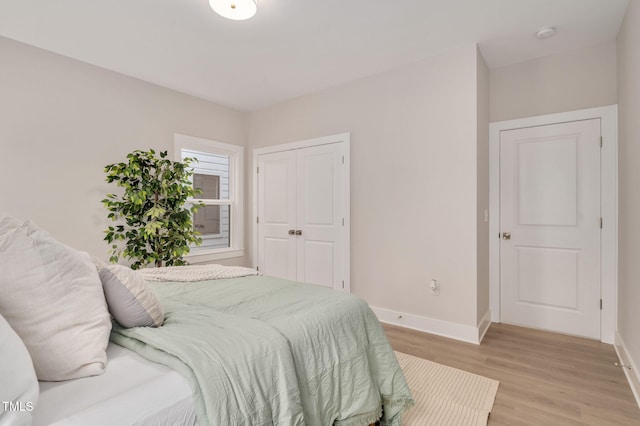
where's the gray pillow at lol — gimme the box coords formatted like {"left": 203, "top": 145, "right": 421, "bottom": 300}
{"left": 0, "top": 314, "right": 39, "bottom": 426}
{"left": 99, "top": 265, "right": 164, "bottom": 328}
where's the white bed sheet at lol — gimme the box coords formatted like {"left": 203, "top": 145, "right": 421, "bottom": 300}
{"left": 33, "top": 343, "right": 196, "bottom": 426}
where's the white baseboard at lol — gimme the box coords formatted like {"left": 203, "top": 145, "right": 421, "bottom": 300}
{"left": 477, "top": 309, "right": 492, "bottom": 343}
{"left": 614, "top": 331, "right": 640, "bottom": 410}
{"left": 371, "top": 306, "right": 492, "bottom": 345}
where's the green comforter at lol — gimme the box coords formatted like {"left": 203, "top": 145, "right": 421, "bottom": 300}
{"left": 110, "top": 275, "right": 413, "bottom": 426}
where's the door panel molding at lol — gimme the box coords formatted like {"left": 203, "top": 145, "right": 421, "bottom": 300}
{"left": 490, "top": 105, "right": 618, "bottom": 343}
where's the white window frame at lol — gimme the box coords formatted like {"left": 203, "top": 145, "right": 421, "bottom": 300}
{"left": 174, "top": 133, "right": 244, "bottom": 262}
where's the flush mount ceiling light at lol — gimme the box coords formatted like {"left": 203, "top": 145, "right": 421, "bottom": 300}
{"left": 209, "top": 0, "right": 257, "bottom": 20}
{"left": 535, "top": 26, "right": 556, "bottom": 39}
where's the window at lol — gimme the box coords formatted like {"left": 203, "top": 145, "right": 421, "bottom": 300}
{"left": 175, "top": 134, "right": 244, "bottom": 261}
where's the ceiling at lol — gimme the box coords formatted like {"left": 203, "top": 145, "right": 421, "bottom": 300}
{"left": 0, "top": 0, "right": 629, "bottom": 111}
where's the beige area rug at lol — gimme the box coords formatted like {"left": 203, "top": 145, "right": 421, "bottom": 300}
{"left": 395, "top": 351, "right": 499, "bottom": 426}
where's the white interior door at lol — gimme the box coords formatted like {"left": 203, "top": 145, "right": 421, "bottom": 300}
{"left": 296, "top": 143, "right": 344, "bottom": 288}
{"left": 257, "top": 150, "right": 297, "bottom": 280}
{"left": 257, "top": 142, "right": 346, "bottom": 290}
{"left": 500, "top": 119, "right": 601, "bottom": 339}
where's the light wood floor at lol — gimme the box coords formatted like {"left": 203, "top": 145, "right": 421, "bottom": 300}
{"left": 383, "top": 323, "right": 640, "bottom": 425}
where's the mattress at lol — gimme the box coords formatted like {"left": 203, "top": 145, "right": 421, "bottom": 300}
{"left": 32, "top": 343, "right": 196, "bottom": 426}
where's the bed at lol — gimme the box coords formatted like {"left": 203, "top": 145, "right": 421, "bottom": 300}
{"left": 34, "top": 344, "right": 196, "bottom": 426}
{"left": 0, "top": 218, "right": 413, "bottom": 426}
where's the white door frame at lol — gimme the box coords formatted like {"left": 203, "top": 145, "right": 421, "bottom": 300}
{"left": 252, "top": 132, "right": 351, "bottom": 292}
{"left": 489, "top": 105, "right": 618, "bottom": 344}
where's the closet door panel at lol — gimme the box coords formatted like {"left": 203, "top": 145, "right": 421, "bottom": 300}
{"left": 296, "top": 144, "right": 344, "bottom": 288}
{"left": 257, "top": 151, "right": 297, "bottom": 280}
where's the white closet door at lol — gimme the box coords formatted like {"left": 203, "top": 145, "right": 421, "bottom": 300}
{"left": 296, "top": 143, "right": 344, "bottom": 288}
{"left": 257, "top": 150, "right": 297, "bottom": 280}
{"left": 256, "top": 141, "right": 347, "bottom": 291}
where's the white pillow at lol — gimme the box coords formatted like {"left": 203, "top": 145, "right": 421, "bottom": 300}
{"left": 100, "top": 265, "right": 164, "bottom": 328}
{"left": 0, "top": 217, "right": 112, "bottom": 381}
{"left": 0, "top": 215, "right": 22, "bottom": 242}
{"left": 90, "top": 255, "right": 109, "bottom": 272}
{"left": 0, "top": 313, "right": 38, "bottom": 426}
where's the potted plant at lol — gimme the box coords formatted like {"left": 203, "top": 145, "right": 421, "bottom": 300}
{"left": 102, "top": 149, "right": 202, "bottom": 269}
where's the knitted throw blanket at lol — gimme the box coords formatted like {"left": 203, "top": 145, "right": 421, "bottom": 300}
{"left": 139, "top": 264, "right": 259, "bottom": 282}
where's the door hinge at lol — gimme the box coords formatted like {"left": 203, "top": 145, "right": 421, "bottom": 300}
{"left": 256, "top": 265, "right": 260, "bottom": 272}
{"left": 600, "top": 299, "right": 603, "bottom": 310}
{"left": 600, "top": 217, "right": 603, "bottom": 229}
{"left": 342, "top": 155, "right": 345, "bottom": 165}
{"left": 342, "top": 280, "right": 345, "bottom": 288}
{"left": 257, "top": 166, "right": 259, "bottom": 174}
{"left": 342, "top": 218, "right": 345, "bottom": 226}
{"left": 257, "top": 217, "right": 259, "bottom": 224}
{"left": 600, "top": 136, "right": 603, "bottom": 148}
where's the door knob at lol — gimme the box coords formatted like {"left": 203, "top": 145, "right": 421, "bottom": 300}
{"left": 288, "top": 229, "right": 295, "bottom": 235}
{"left": 295, "top": 230, "right": 302, "bottom": 235}
{"left": 502, "top": 232, "right": 511, "bottom": 240}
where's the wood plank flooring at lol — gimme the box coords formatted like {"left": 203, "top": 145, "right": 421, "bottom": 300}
{"left": 383, "top": 323, "right": 640, "bottom": 425}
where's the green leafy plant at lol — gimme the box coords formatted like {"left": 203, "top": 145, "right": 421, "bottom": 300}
{"left": 102, "top": 149, "right": 203, "bottom": 269}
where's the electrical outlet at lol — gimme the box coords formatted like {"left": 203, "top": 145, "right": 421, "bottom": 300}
{"left": 429, "top": 279, "right": 440, "bottom": 296}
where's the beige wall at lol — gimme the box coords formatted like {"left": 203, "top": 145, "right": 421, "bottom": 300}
{"left": 0, "top": 37, "right": 249, "bottom": 265}
{"left": 617, "top": 1, "right": 640, "bottom": 378}
{"left": 249, "top": 45, "right": 484, "bottom": 328}
{"left": 1, "top": 34, "right": 490, "bottom": 331}
{"left": 476, "top": 48, "right": 490, "bottom": 324}
{"left": 490, "top": 41, "right": 618, "bottom": 122}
